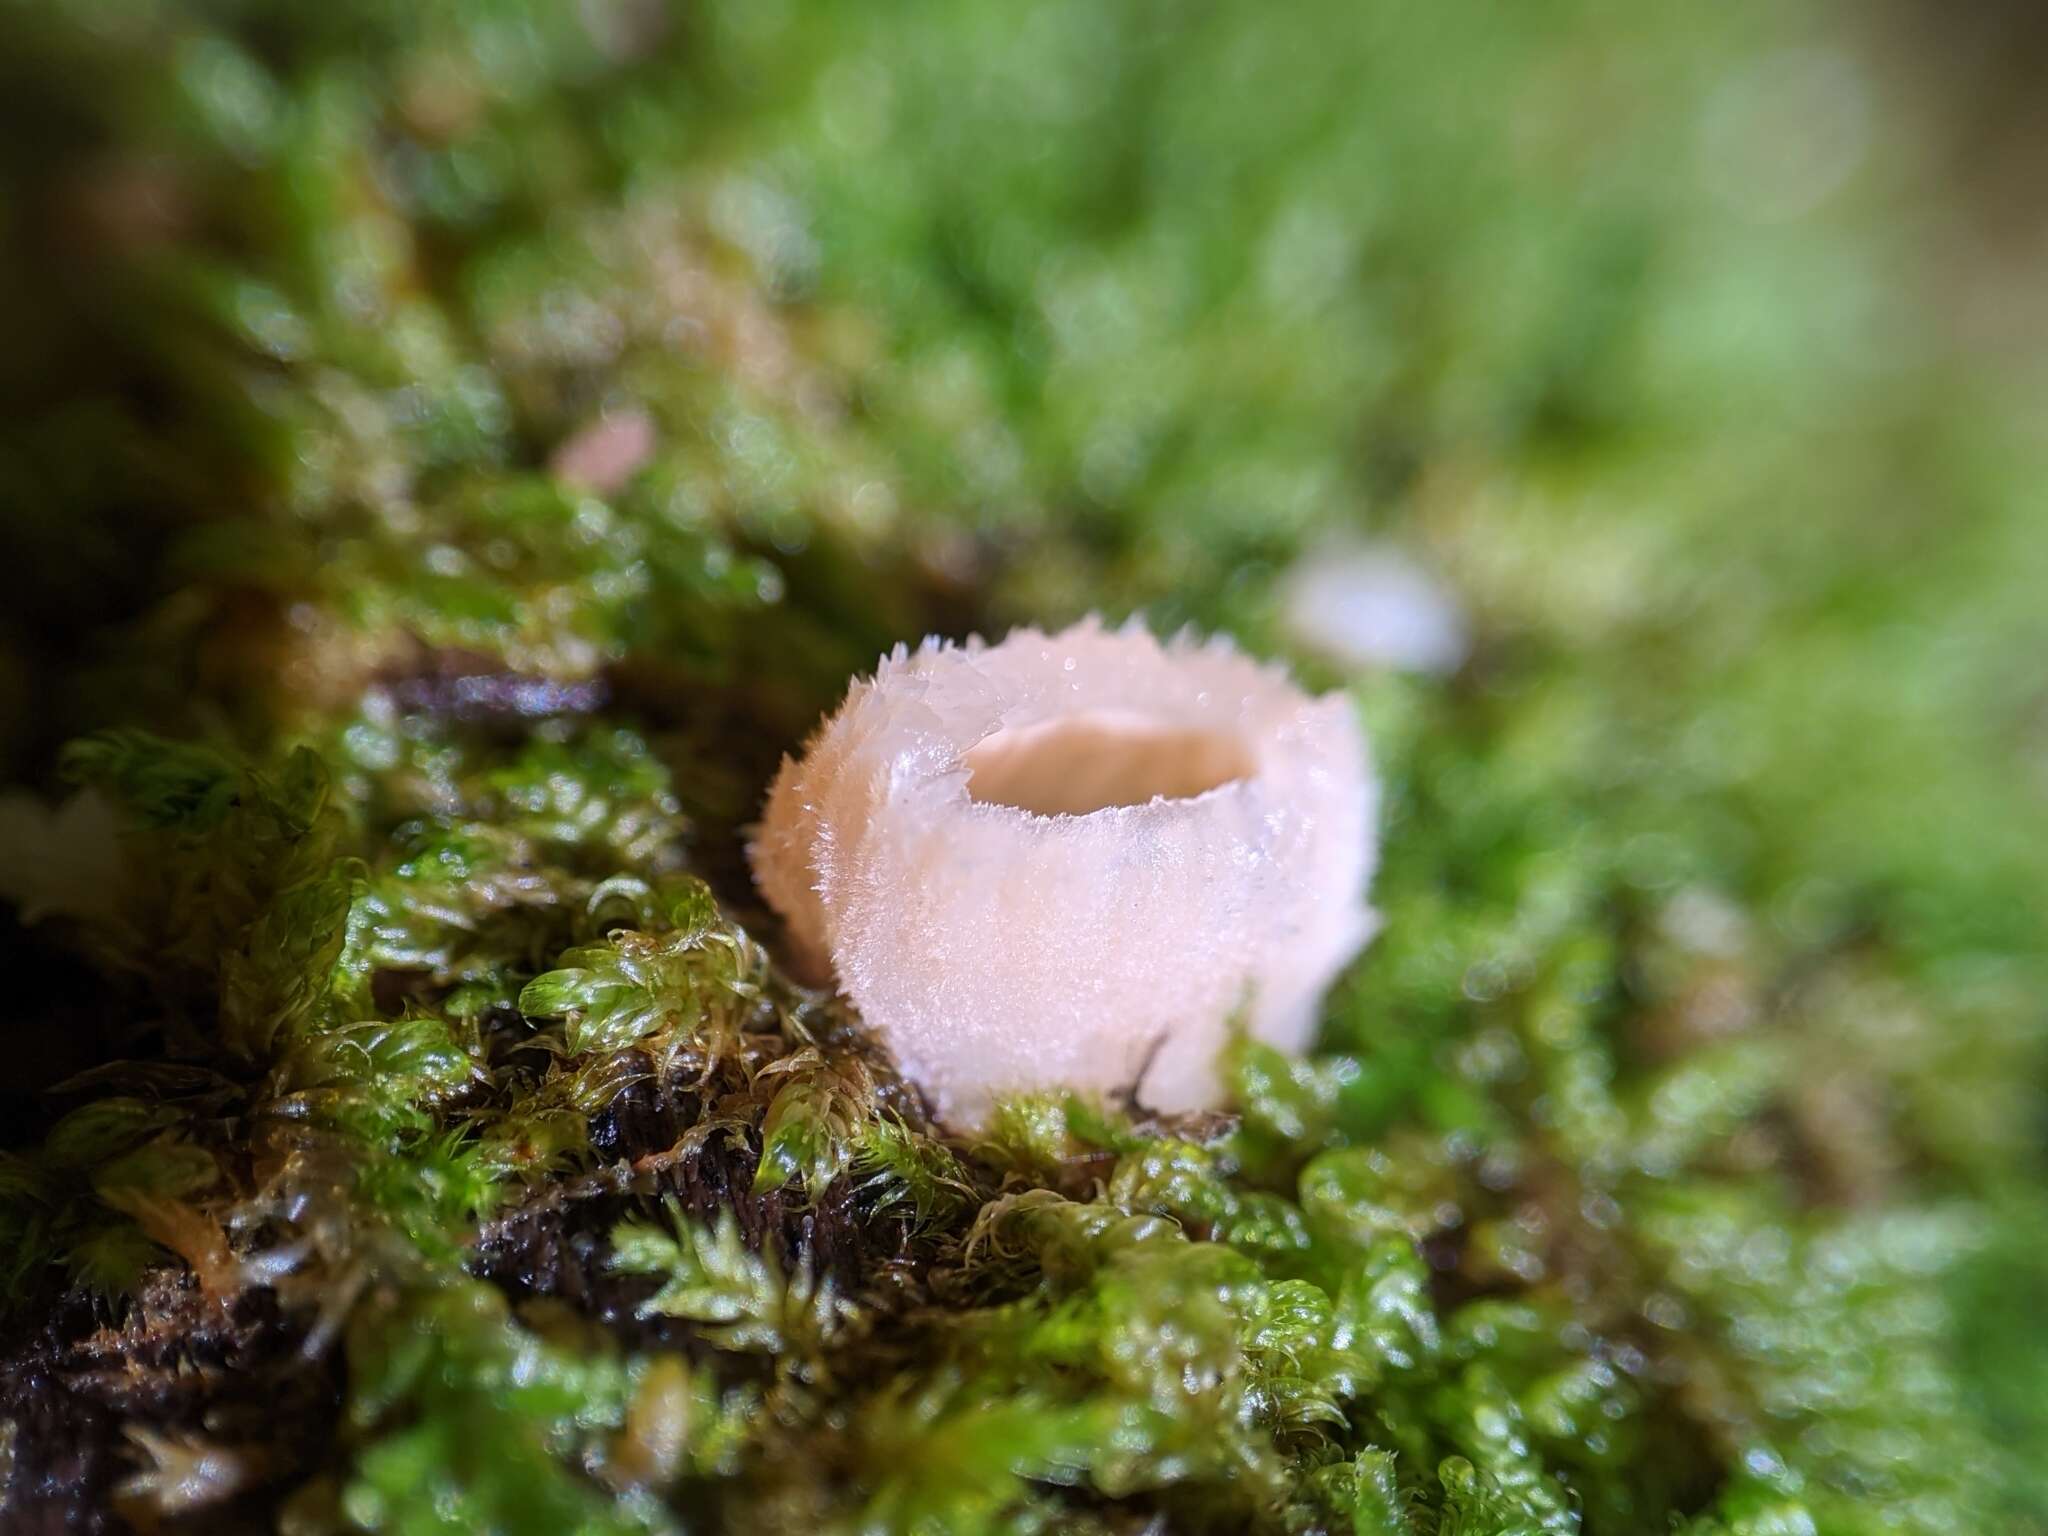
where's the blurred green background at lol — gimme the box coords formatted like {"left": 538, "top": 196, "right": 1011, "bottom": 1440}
{"left": 0, "top": 0, "right": 2043, "bottom": 1531}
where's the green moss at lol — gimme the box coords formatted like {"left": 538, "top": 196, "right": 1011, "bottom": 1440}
{"left": 2, "top": 0, "right": 2044, "bottom": 1530}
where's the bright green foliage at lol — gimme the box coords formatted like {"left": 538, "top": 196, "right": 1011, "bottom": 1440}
{"left": 339, "top": 1281, "right": 680, "bottom": 1536}
{"left": 849, "top": 1114, "right": 977, "bottom": 1231}
{"left": 65, "top": 734, "right": 357, "bottom": 1058}
{"left": 751, "top": 1048, "right": 876, "bottom": 1198}
{"left": 837, "top": 1384, "right": 1110, "bottom": 1535}
{"left": 337, "top": 823, "right": 570, "bottom": 996}
{"left": 481, "top": 732, "right": 687, "bottom": 871}
{"left": 1632, "top": 1194, "right": 1997, "bottom": 1531}
{"left": 520, "top": 919, "right": 769, "bottom": 1061}
{"left": 610, "top": 1203, "right": 853, "bottom": 1355}
{"left": 331, "top": 726, "right": 706, "bottom": 1007}
{"left": 2, "top": 0, "right": 2045, "bottom": 1530}
{"left": 1108, "top": 1137, "right": 1314, "bottom": 1263}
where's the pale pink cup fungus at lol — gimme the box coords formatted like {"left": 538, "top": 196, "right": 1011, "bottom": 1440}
{"left": 748, "top": 617, "right": 1378, "bottom": 1129}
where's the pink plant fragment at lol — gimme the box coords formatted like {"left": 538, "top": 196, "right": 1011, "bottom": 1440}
{"left": 549, "top": 407, "right": 657, "bottom": 495}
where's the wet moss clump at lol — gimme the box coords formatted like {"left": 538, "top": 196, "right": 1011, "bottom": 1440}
{"left": 2, "top": 1, "right": 2045, "bottom": 1532}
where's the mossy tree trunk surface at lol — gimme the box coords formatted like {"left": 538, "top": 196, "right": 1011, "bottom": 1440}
{"left": 2, "top": 3, "right": 2045, "bottom": 1534}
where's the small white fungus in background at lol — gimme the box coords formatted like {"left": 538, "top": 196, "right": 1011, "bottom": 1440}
{"left": 1279, "top": 541, "right": 1468, "bottom": 675}
{"left": 0, "top": 790, "right": 121, "bottom": 926}
{"left": 750, "top": 616, "right": 1379, "bottom": 1130}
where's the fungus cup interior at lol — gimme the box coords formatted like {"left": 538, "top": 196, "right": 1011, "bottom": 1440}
{"left": 963, "top": 709, "right": 1255, "bottom": 816}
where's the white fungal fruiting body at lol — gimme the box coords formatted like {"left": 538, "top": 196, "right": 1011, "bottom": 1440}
{"left": 1280, "top": 541, "right": 1468, "bottom": 676}
{"left": 749, "top": 617, "right": 1377, "bottom": 1129}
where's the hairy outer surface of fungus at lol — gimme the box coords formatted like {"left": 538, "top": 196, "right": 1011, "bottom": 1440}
{"left": 3, "top": 2, "right": 2047, "bottom": 1532}
{"left": 750, "top": 618, "right": 1377, "bottom": 1127}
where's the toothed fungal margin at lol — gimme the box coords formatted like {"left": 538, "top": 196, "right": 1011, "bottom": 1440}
{"left": 750, "top": 617, "right": 1378, "bottom": 1128}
